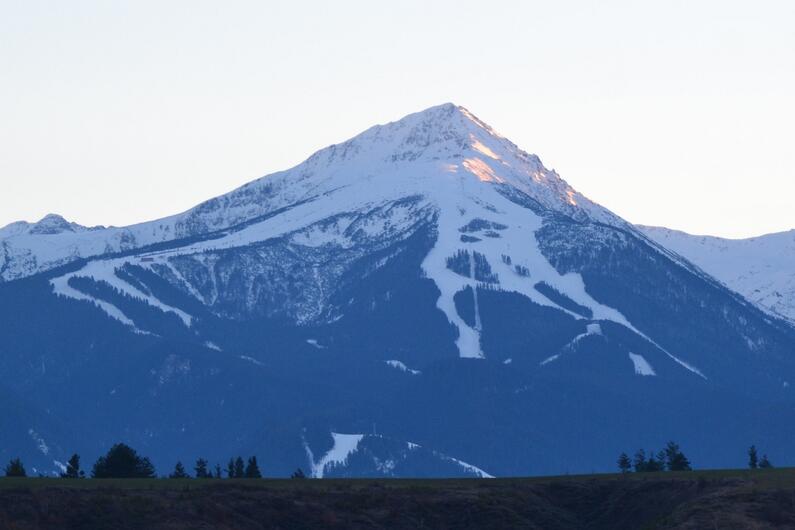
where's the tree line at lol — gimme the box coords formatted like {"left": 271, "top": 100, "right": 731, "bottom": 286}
{"left": 3, "top": 441, "right": 778, "bottom": 478}
{"left": 3, "top": 443, "right": 307, "bottom": 479}
{"left": 616, "top": 441, "right": 692, "bottom": 473}
{"left": 616, "top": 442, "right": 775, "bottom": 473}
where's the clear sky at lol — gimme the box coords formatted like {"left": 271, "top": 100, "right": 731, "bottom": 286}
{"left": 1, "top": 1, "right": 793, "bottom": 238}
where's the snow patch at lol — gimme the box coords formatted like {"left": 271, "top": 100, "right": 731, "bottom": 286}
{"left": 239, "top": 355, "right": 264, "bottom": 367}
{"left": 309, "top": 433, "right": 364, "bottom": 479}
{"left": 51, "top": 274, "right": 136, "bottom": 327}
{"left": 540, "top": 354, "right": 560, "bottom": 366}
{"left": 53, "top": 460, "right": 67, "bottom": 475}
{"left": 385, "top": 360, "right": 421, "bottom": 375}
{"left": 400, "top": 439, "right": 493, "bottom": 478}
{"left": 446, "top": 457, "right": 494, "bottom": 479}
{"left": 639, "top": 334, "right": 706, "bottom": 379}
{"left": 628, "top": 352, "right": 656, "bottom": 376}
{"left": 540, "top": 322, "right": 603, "bottom": 366}
{"left": 28, "top": 429, "right": 49, "bottom": 455}
{"left": 50, "top": 259, "right": 193, "bottom": 327}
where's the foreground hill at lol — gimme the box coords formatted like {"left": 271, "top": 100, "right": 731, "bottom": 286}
{"left": 1, "top": 104, "right": 795, "bottom": 476}
{"left": 2, "top": 470, "right": 795, "bottom": 529}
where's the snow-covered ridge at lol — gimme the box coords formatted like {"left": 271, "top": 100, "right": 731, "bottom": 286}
{"left": 640, "top": 226, "right": 795, "bottom": 323}
{"left": 1, "top": 103, "right": 621, "bottom": 283}
{"left": 0, "top": 214, "right": 97, "bottom": 237}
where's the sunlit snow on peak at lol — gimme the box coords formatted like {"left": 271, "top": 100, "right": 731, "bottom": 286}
{"left": 2, "top": 102, "right": 625, "bottom": 286}
{"left": 462, "top": 157, "right": 502, "bottom": 183}
{"left": 566, "top": 189, "right": 578, "bottom": 206}
{"left": 458, "top": 105, "right": 505, "bottom": 139}
{"left": 470, "top": 136, "right": 501, "bottom": 160}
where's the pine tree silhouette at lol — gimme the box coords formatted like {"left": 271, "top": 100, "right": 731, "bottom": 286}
{"left": 234, "top": 457, "right": 245, "bottom": 478}
{"left": 664, "top": 442, "right": 692, "bottom": 471}
{"left": 748, "top": 445, "right": 759, "bottom": 469}
{"left": 91, "top": 443, "right": 156, "bottom": 478}
{"left": 244, "top": 456, "right": 262, "bottom": 478}
{"left": 617, "top": 452, "right": 632, "bottom": 473}
{"left": 169, "top": 461, "right": 190, "bottom": 479}
{"left": 633, "top": 449, "right": 647, "bottom": 472}
{"left": 4, "top": 458, "right": 26, "bottom": 477}
{"left": 194, "top": 458, "right": 210, "bottom": 478}
{"left": 60, "top": 454, "right": 82, "bottom": 478}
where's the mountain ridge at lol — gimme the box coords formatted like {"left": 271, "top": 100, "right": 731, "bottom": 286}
{"left": 0, "top": 103, "right": 621, "bottom": 283}
{"left": 1, "top": 104, "right": 794, "bottom": 478}
{"left": 640, "top": 225, "right": 795, "bottom": 322}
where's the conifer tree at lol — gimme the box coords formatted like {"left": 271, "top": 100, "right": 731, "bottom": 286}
{"left": 91, "top": 443, "right": 156, "bottom": 478}
{"left": 748, "top": 445, "right": 759, "bottom": 469}
{"left": 633, "top": 449, "right": 647, "bottom": 472}
{"left": 169, "top": 461, "right": 190, "bottom": 479}
{"left": 245, "top": 456, "right": 262, "bottom": 478}
{"left": 214, "top": 464, "right": 222, "bottom": 479}
{"left": 234, "top": 456, "right": 245, "bottom": 478}
{"left": 617, "top": 452, "right": 632, "bottom": 473}
{"left": 759, "top": 454, "right": 773, "bottom": 468}
{"left": 226, "top": 458, "right": 236, "bottom": 478}
{"left": 664, "top": 441, "right": 692, "bottom": 471}
{"left": 4, "top": 458, "right": 26, "bottom": 477}
{"left": 655, "top": 450, "right": 667, "bottom": 471}
{"left": 643, "top": 450, "right": 663, "bottom": 472}
{"left": 61, "top": 454, "right": 83, "bottom": 478}
{"left": 291, "top": 468, "right": 307, "bottom": 479}
{"left": 194, "top": 458, "right": 210, "bottom": 478}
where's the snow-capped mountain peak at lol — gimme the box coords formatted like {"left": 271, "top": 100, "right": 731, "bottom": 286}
{"left": 5, "top": 104, "right": 795, "bottom": 479}
{"left": 28, "top": 214, "right": 83, "bottom": 235}
{"left": 184, "top": 103, "right": 623, "bottom": 238}
{"left": 292, "top": 103, "right": 614, "bottom": 218}
{"left": 1, "top": 104, "right": 623, "bottom": 284}
{"left": 0, "top": 213, "right": 89, "bottom": 238}
{"left": 35, "top": 104, "right": 691, "bottom": 366}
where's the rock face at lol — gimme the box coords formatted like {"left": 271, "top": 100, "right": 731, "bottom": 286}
{"left": 1, "top": 104, "right": 795, "bottom": 478}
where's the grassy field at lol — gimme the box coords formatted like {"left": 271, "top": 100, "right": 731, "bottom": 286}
{"left": 1, "top": 468, "right": 794, "bottom": 529}
{"left": 1, "top": 466, "right": 792, "bottom": 489}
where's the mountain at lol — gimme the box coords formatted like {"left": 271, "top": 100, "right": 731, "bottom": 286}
{"left": 640, "top": 226, "right": 795, "bottom": 323}
{"left": 2, "top": 103, "right": 795, "bottom": 478}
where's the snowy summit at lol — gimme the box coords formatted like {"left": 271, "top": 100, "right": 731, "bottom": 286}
{"left": 3, "top": 103, "right": 795, "bottom": 478}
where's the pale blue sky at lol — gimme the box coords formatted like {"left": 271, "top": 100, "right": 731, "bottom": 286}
{"left": 1, "top": 0, "right": 793, "bottom": 238}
